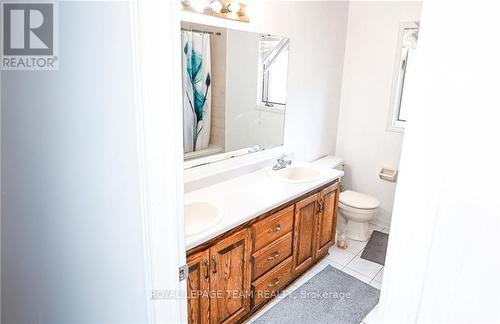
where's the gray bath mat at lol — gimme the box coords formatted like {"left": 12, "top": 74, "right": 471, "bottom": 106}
{"left": 360, "top": 230, "right": 389, "bottom": 266}
{"left": 253, "top": 265, "right": 379, "bottom": 324}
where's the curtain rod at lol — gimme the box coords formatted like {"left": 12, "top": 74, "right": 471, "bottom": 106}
{"left": 181, "top": 28, "right": 221, "bottom": 36}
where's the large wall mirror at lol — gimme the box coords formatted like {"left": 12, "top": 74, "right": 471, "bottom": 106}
{"left": 181, "top": 21, "right": 290, "bottom": 168}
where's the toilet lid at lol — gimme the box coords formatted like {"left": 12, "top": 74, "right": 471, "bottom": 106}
{"left": 340, "top": 190, "right": 380, "bottom": 209}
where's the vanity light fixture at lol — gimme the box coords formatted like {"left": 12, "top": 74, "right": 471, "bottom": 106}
{"left": 189, "top": 0, "right": 207, "bottom": 13}
{"left": 223, "top": 1, "right": 240, "bottom": 13}
{"left": 209, "top": 0, "right": 223, "bottom": 13}
{"left": 182, "top": 0, "right": 250, "bottom": 23}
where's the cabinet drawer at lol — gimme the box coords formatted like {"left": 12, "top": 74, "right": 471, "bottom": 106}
{"left": 252, "top": 205, "right": 294, "bottom": 252}
{"left": 252, "top": 232, "right": 293, "bottom": 280}
{"left": 251, "top": 257, "right": 293, "bottom": 309}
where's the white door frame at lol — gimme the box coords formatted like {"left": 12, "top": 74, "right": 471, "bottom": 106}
{"left": 129, "top": 1, "right": 187, "bottom": 323}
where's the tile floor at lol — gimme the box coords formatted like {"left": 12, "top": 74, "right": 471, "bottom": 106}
{"left": 247, "top": 223, "right": 389, "bottom": 323}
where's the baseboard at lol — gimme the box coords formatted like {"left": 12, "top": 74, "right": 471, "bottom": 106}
{"left": 369, "top": 219, "right": 390, "bottom": 230}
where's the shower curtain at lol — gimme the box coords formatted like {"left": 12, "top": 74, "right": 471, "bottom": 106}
{"left": 182, "top": 31, "right": 212, "bottom": 153}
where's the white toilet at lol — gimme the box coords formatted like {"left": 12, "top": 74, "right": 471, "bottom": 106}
{"left": 312, "top": 155, "right": 380, "bottom": 241}
{"left": 338, "top": 190, "right": 379, "bottom": 241}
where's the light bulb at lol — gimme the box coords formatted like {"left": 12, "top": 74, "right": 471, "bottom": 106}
{"left": 229, "top": 1, "right": 240, "bottom": 13}
{"left": 210, "top": 0, "right": 223, "bottom": 12}
{"left": 190, "top": 0, "right": 206, "bottom": 13}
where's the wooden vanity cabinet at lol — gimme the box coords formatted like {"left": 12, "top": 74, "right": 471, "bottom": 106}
{"left": 186, "top": 180, "right": 339, "bottom": 324}
{"left": 187, "top": 250, "right": 210, "bottom": 324}
{"left": 187, "top": 228, "right": 252, "bottom": 324}
{"left": 314, "top": 184, "right": 340, "bottom": 260}
{"left": 291, "top": 194, "right": 318, "bottom": 275}
{"left": 252, "top": 206, "right": 294, "bottom": 252}
{"left": 249, "top": 206, "right": 294, "bottom": 309}
{"left": 293, "top": 183, "right": 339, "bottom": 274}
{"left": 209, "top": 228, "right": 252, "bottom": 324}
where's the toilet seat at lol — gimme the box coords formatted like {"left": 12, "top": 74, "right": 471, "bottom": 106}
{"left": 340, "top": 190, "right": 380, "bottom": 210}
{"left": 339, "top": 201, "right": 377, "bottom": 214}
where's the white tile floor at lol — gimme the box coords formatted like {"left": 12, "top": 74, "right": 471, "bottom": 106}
{"left": 247, "top": 223, "right": 389, "bottom": 323}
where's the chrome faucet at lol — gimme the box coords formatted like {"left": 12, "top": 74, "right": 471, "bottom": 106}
{"left": 272, "top": 154, "right": 292, "bottom": 170}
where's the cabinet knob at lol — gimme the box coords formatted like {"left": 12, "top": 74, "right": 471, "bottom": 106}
{"left": 203, "top": 259, "right": 210, "bottom": 280}
{"left": 268, "top": 224, "right": 281, "bottom": 233}
{"left": 317, "top": 198, "right": 324, "bottom": 214}
{"left": 268, "top": 277, "right": 281, "bottom": 288}
{"left": 267, "top": 251, "right": 281, "bottom": 261}
{"left": 211, "top": 255, "right": 217, "bottom": 274}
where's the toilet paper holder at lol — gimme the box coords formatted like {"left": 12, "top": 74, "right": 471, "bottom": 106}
{"left": 379, "top": 168, "right": 398, "bottom": 182}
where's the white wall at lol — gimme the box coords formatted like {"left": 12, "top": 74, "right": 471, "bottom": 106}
{"left": 335, "top": 1, "right": 422, "bottom": 226}
{"left": 182, "top": 0, "right": 349, "bottom": 162}
{"left": 1, "top": 2, "right": 150, "bottom": 323}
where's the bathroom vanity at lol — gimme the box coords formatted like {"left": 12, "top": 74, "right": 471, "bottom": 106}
{"left": 180, "top": 15, "right": 343, "bottom": 324}
{"left": 185, "top": 166, "right": 342, "bottom": 324}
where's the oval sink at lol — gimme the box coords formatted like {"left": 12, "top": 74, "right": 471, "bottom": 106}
{"left": 185, "top": 201, "right": 223, "bottom": 236}
{"left": 268, "top": 165, "right": 323, "bottom": 183}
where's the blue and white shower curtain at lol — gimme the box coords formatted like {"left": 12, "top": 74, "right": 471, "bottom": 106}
{"left": 182, "top": 31, "right": 212, "bottom": 153}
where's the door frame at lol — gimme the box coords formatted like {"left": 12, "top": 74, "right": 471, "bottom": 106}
{"left": 129, "top": 1, "right": 187, "bottom": 323}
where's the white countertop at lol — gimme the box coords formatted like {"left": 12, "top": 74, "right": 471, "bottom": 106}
{"left": 185, "top": 163, "right": 344, "bottom": 250}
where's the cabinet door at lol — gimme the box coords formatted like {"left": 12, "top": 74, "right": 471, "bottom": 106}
{"left": 315, "top": 184, "right": 339, "bottom": 260}
{"left": 292, "top": 193, "right": 318, "bottom": 275}
{"left": 209, "top": 228, "right": 251, "bottom": 324}
{"left": 187, "top": 250, "right": 210, "bottom": 324}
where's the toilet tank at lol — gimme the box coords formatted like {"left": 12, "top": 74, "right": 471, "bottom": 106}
{"left": 312, "top": 155, "right": 344, "bottom": 171}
